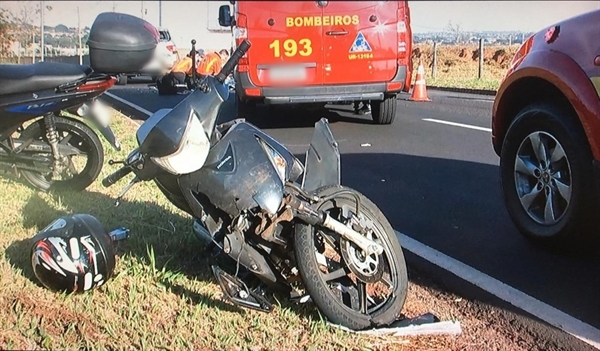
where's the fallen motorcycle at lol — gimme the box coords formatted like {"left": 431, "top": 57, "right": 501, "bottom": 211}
{"left": 102, "top": 39, "right": 409, "bottom": 330}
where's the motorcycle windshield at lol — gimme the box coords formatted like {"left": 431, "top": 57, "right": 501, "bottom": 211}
{"left": 136, "top": 77, "right": 230, "bottom": 158}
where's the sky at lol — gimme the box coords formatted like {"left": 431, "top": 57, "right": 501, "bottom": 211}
{"left": 2, "top": 1, "right": 598, "bottom": 46}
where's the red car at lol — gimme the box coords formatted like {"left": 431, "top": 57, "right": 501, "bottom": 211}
{"left": 492, "top": 10, "right": 600, "bottom": 244}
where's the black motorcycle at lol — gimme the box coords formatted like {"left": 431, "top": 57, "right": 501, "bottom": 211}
{"left": 102, "top": 40, "right": 408, "bottom": 330}
{"left": 0, "top": 62, "right": 121, "bottom": 191}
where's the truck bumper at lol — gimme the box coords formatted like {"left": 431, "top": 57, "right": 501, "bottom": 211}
{"left": 235, "top": 66, "right": 407, "bottom": 105}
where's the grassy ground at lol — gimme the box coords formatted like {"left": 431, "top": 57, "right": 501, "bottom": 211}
{"left": 411, "top": 44, "right": 518, "bottom": 91}
{"left": 0, "top": 111, "right": 537, "bottom": 350}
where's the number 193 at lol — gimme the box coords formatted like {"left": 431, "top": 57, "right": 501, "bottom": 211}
{"left": 269, "top": 38, "right": 312, "bottom": 58}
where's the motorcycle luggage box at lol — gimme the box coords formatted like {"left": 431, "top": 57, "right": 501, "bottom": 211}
{"left": 87, "top": 12, "right": 158, "bottom": 74}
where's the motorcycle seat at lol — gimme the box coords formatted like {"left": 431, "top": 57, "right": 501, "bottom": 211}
{"left": 0, "top": 62, "right": 93, "bottom": 96}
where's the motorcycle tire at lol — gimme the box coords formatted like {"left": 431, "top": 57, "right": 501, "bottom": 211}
{"left": 294, "top": 185, "right": 408, "bottom": 330}
{"left": 20, "top": 116, "right": 104, "bottom": 192}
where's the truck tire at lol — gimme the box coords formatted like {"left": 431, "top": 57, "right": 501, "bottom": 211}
{"left": 371, "top": 95, "right": 397, "bottom": 125}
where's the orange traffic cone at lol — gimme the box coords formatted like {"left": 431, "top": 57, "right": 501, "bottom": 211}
{"left": 409, "top": 59, "right": 431, "bottom": 102}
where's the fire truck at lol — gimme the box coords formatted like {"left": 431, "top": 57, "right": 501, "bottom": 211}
{"left": 219, "top": 1, "right": 413, "bottom": 124}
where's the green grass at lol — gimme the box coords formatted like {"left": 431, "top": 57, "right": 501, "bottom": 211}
{"left": 0, "top": 113, "right": 399, "bottom": 351}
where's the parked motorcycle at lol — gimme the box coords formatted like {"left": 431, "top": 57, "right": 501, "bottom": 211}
{"left": 0, "top": 62, "right": 121, "bottom": 191}
{"left": 102, "top": 40, "right": 408, "bottom": 330}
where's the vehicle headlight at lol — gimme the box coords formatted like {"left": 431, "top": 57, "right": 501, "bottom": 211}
{"left": 152, "top": 111, "right": 210, "bottom": 175}
{"left": 257, "top": 137, "right": 287, "bottom": 182}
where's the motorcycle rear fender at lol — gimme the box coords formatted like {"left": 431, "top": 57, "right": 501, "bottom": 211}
{"left": 71, "top": 101, "right": 121, "bottom": 151}
{"left": 302, "top": 118, "right": 341, "bottom": 193}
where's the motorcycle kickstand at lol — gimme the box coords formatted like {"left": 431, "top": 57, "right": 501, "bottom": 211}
{"left": 211, "top": 265, "right": 274, "bottom": 313}
{"left": 43, "top": 113, "right": 62, "bottom": 179}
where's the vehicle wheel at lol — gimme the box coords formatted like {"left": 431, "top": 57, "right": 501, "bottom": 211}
{"left": 116, "top": 75, "right": 128, "bottom": 85}
{"left": 236, "top": 95, "right": 257, "bottom": 118}
{"left": 20, "top": 116, "right": 104, "bottom": 192}
{"left": 370, "top": 94, "right": 397, "bottom": 125}
{"left": 500, "top": 103, "right": 596, "bottom": 244}
{"left": 294, "top": 185, "right": 408, "bottom": 330}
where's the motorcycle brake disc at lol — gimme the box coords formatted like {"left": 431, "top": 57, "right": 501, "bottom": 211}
{"left": 339, "top": 235, "right": 384, "bottom": 284}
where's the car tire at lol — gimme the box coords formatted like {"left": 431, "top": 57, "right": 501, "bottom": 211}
{"left": 500, "top": 102, "right": 596, "bottom": 245}
{"left": 371, "top": 94, "right": 396, "bottom": 125}
{"left": 116, "top": 75, "right": 128, "bottom": 86}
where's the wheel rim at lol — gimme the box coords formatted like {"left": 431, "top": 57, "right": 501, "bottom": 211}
{"left": 312, "top": 201, "right": 398, "bottom": 316}
{"left": 29, "top": 128, "right": 94, "bottom": 186}
{"left": 513, "top": 131, "right": 572, "bottom": 225}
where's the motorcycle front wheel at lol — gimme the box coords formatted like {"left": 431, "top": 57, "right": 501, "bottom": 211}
{"left": 294, "top": 185, "right": 408, "bottom": 330}
{"left": 20, "top": 116, "right": 104, "bottom": 192}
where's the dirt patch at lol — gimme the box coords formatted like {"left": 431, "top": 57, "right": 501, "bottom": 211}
{"left": 0, "top": 290, "right": 105, "bottom": 348}
{"left": 412, "top": 44, "right": 518, "bottom": 70}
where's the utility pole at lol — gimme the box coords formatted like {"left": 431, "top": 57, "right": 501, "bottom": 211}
{"left": 141, "top": 1, "right": 144, "bottom": 20}
{"left": 77, "top": 7, "right": 83, "bottom": 64}
{"left": 40, "top": 0, "right": 44, "bottom": 61}
{"left": 159, "top": 0, "right": 162, "bottom": 27}
{"left": 112, "top": 1, "right": 116, "bottom": 12}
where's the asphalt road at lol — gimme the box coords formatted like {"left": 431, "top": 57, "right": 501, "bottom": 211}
{"left": 104, "top": 77, "right": 600, "bottom": 348}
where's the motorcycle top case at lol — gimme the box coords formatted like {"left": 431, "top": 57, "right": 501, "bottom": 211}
{"left": 87, "top": 12, "right": 159, "bottom": 74}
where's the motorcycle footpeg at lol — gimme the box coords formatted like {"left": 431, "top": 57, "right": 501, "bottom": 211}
{"left": 211, "top": 265, "right": 273, "bottom": 313}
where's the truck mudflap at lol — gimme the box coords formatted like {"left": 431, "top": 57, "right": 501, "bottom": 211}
{"left": 235, "top": 66, "right": 407, "bottom": 104}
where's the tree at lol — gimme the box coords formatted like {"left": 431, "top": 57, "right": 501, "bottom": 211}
{"left": 13, "top": 1, "right": 41, "bottom": 56}
{"left": 446, "top": 20, "right": 464, "bottom": 45}
{"left": 0, "top": 8, "right": 15, "bottom": 56}
{"left": 55, "top": 24, "right": 69, "bottom": 33}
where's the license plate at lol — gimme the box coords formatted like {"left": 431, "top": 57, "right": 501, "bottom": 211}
{"left": 269, "top": 66, "right": 306, "bottom": 81}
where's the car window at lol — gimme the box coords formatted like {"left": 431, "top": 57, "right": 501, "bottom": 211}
{"left": 159, "top": 31, "right": 171, "bottom": 41}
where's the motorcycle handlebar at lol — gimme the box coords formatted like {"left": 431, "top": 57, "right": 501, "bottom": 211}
{"left": 215, "top": 40, "right": 251, "bottom": 84}
{"left": 102, "top": 166, "right": 132, "bottom": 187}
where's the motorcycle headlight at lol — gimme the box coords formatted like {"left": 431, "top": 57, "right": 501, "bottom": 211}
{"left": 257, "top": 137, "right": 287, "bottom": 182}
{"left": 152, "top": 111, "right": 210, "bottom": 175}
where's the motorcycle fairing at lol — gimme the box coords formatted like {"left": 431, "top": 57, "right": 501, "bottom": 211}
{"left": 179, "top": 122, "right": 300, "bottom": 217}
{"left": 137, "top": 78, "right": 229, "bottom": 158}
{"left": 302, "top": 118, "right": 341, "bottom": 193}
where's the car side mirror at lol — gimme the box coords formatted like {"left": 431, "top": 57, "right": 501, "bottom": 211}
{"left": 219, "top": 5, "right": 232, "bottom": 27}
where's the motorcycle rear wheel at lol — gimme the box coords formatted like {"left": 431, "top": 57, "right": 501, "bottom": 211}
{"left": 294, "top": 185, "right": 408, "bottom": 330}
{"left": 20, "top": 116, "right": 104, "bottom": 192}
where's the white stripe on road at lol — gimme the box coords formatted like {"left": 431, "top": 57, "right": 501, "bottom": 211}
{"left": 105, "top": 92, "right": 153, "bottom": 117}
{"left": 104, "top": 92, "right": 599, "bottom": 350}
{"left": 397, "top": 231, "right": 600, "bottom": 350}
{"left": 423, "top": 118, "right": 492, "bottom": 132}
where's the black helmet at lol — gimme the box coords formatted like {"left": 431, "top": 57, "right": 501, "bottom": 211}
{"left": 30, "top": 214, "right": 116, "bottom": 293}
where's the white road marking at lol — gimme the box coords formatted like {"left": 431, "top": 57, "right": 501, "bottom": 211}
{"left": 105, "top": 92, "right": 153, "bottom": 117}
{"left": 104, "top": 92, "right": 600, "bottom": 350}
{"left": 397, "top": 231, "right": 600, "bottom": 350}
{"left": 423, "top": 118, "right": 492, "bottom": 132}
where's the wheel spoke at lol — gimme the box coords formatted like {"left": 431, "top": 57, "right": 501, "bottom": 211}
{"left": 549, "top": 144, "right": 566, "bottom": 164}
{"left": 544, "top": 188, "right": 555, "bottom": 223}
{"left": 552, "top": 178, "right": 571, "bottom": 202}
{"left": 515, "top": 156, "right": 538, "bottom": 176}
{"left": 519, "top": 185, "right": 542, "bottom": 210}
{"left": 357, "top": 281, "right": 368, "bottom": 314}
{"left": 529, "top": 133, "right": 548, "bottom": 166}
{"left": 58, "top": 133, "right": 73, "bottom": 145}
{"left": 322, "top": 268, "right": 347, "bottom": 282}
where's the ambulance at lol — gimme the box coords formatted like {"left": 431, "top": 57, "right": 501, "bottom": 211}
{"left": 218, "top": 1, "right": 413, "bottom": 124}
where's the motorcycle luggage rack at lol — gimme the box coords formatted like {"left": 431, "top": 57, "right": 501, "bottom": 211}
{"left": 211, "top": 265, "right": 273, "bottom": 313}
